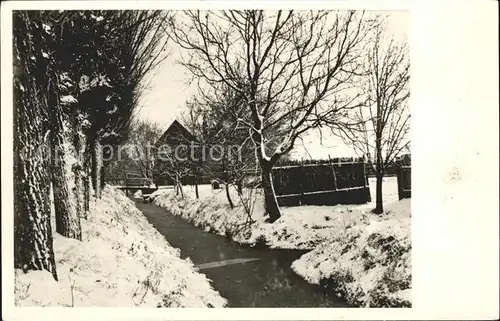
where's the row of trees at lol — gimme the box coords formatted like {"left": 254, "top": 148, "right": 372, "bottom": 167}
{"left": 13, "top": 10, "right": 171, "bottom": 280}
{"left": 162, "top": 10, "right": 409, "bottom": 221}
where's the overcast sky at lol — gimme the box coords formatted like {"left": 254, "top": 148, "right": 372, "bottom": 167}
{"left": 136, "top": 10, "right": 409, "bottom": 159}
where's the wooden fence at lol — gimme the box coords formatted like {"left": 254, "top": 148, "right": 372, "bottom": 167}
{"left": 271, "top": 160, "right": 371, "bottom": 207}
{"left": 396, "top": 154, "right": 411, "bottom": 200}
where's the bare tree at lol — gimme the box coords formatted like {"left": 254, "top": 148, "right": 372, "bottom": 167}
{"left": 336, "top": 22, "right": 410, "bottom": 214}
{"left": 178, "top": 100, "right": 207, "bottom": 200}
{"left": 103, "top": 119, "right": 163, "bottom": 187}
{"left": 155, "top": 148, "right": 192, "bottom": 199}
{"left": 172, "top": 10, "right": 376, "bottom": 222}
{"left": 182, "top": 87, "right": 257, "bottom": 207}
{"left": 127, "top": 119, "right": 164, "bottom": 180}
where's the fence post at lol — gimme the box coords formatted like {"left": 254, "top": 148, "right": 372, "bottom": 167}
{"left": 329, "top": 156, "right": 338, "bottom": 191}
{"left": 299, "top": 162, "right": 305, "bottom": 205}
{"left": 396, "top": 160, "right": 403, "bottom": 200}
{"left": 364, "top": 160, "right": 372, "bottom": 202}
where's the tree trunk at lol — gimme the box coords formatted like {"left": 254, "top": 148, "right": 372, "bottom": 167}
{"left": 225, "top": 183, "right": 234, "bottom": 209}
{"left": 14, "top": 116, "right": 58, "bottom": 280}
{"left": 91, "top": 138, "right": 102, "bottom": 198}
{"left": 71, "top": 111, "right": 85, "bottom": 219}
{"left": 100, "top": 162, "right": 106, "bottom": 192}
{"left": 14, "top": 145, "right": 58, "bottom": 280}
{"left": 83, "top": 157, "right": 91, "bottom": 217}
{"left": 261, "top": 165, "right": 281, "bottom": 222}
{"left": 51, "top": 159, "right": 82, "bottom": 240}
{"left": 48, "top": 76, "right": 82, "bottom": 240}
{"left": 194, "top": 176, "right": 199, "bottom": 199}
{"left": 249, "top": 108, "right": 282, "bottom": 222}
{"left": 374, "top": 98, "right": 384, "bottom": 214}
{"left": 373, "top": 172, "right": 384, "bottom": 214}
{"left": 73, "top": 165, "right": 83, "bottom": 218}
{"left": 13, "top": 13, "right": 57, "bottom": 279}
{"left": 178, "top": 182, "right": 184, "bottom": 199}
{"left": 174, "top": 174, "right": 184, "bottom": 198}
{"left": 237, "top": 179, "right": 243, "bottom": 195}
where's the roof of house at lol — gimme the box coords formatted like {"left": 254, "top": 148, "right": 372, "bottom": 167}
{"left": 155, "top": 120, "right": 195, "bottom": 146}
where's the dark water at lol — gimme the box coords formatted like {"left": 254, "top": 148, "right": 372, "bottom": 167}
{"left": 134, "top": 200, "right": 348, "bottom": 307}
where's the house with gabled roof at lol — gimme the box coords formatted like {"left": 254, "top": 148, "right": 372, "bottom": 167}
{"left": 155, "top": 119, "right": 195, "bottom": 148}
{"left": 152, "top": 119, "right": 199, "bottom": 185}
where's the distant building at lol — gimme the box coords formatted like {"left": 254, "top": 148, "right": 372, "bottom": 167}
{"left": 153, "top": 120, "right": 200, "bottom": 185}
{"left": 153, "top": 119, "right": 256, "bottom": 186}
{"left": 106, "top": 120, "right": 196, "bottom": 187}
{"left": 153, "top": 120, "right": 191, "bottom": 185}
{"left": 155, "top": 119, "right": 195, "bottom": 148}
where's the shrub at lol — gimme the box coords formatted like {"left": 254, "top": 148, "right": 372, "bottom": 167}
{"left": 253, "top": 234, "right": 268, "bottom": 249}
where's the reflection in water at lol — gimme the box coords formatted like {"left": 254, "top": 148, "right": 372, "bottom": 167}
{"left": 135, "top": 201, "right": 348, "bottom": 307}
{"left": 198, "top": 258, "right": 261, "bottom": 270}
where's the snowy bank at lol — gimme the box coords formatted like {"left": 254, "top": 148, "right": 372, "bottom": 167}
{"left": 292, "top": 199, "right": 411, "bottom": 307}
{"left": 15, "top": 186, "right": 227, "bottom": 307}
{"left": 153, "top": 177, "right": 411, "bottom": 307}
{"left": 153, "top": 177, "right": 400, "bottom": 250}
{"left": 154, "top": 187, "right": 266, "bottom": 246}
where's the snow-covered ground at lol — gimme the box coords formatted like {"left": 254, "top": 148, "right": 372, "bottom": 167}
{"left": 15, "top": 186, "right": 227, "bottom": 307}
{"left": 154, "top": 177, "right": 400, "bottom": 249}
{"left": 292, "top": 199, "right": 411, "bottom": 307}
{"left": 153, "top": 176, "right": 411, "bottom": 307}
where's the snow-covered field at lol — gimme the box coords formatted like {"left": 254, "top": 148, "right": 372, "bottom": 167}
{"left": 153, "top": 176, "right": 411, "bottom": 307}
{"left": 15, "top": 186, "right": 227, "bottom": 307}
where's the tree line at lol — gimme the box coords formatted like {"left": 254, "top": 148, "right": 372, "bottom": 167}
{"left": 13, "top": 10, "right": 171, "bottom": 280}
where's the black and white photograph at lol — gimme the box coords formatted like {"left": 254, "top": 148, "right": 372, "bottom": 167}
{"left": 1, "top": 0, "right": 498, "bottom": 320}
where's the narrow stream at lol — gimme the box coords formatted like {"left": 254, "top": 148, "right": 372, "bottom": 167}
{"left": 134, "top": 200, "right": 348, "bottom": 307}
